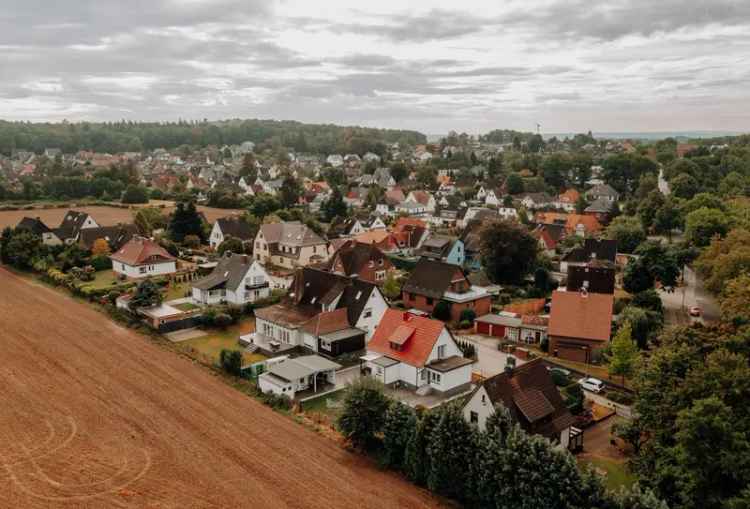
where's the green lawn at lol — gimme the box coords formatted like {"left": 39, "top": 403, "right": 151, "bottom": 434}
{"left": 165, "top": 281, "right": 191, "bottom": 301}
{"left": 179, "top": 319, "right": 264, "bottom": 366}
{"left": 579, "top": 456, "right": 636, "bottom": 491}
{"left": 86, "top": 270, "right": 121, "bottom": 289}
{"left": 300, "top": 391, "right": 345, "bottom": 420}
{"left": 173, "top": 302, "right": 199, "bottom": 312}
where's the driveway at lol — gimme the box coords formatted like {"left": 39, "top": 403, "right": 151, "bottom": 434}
{"left": 455, "top": 334, "right": 527, "bottom": 378}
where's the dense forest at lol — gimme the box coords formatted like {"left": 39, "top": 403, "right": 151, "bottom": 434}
{"left": 0, "top": 119, "right": 427, "bottom": 156}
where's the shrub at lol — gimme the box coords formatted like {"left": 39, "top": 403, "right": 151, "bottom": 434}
{"left": 90, "top": 255, "right": 112, "bottom": 271}
{"left": 259, "top": 391, "right": 293, "bottom": 411}
{"left": 432, "top": 300, "right": 452, "bottom": 321}
{"left": 338, "top": 377, "right": 390, "bottom": 451}
{"left": 459, "top": 308, "right": 476, "bottom": 324}
{"left": 219, "top": 349, "right": 243, "bottom": 376}
{"left": 550, "top": 370, "right": 569, "bottom": 387}
{"left": 458, "top": 319, "right": 472, "bottom": 329}
{"left": 606, "top": 390, "right": 634, "bottom": 405}
{"left": 214, "top": 313, "right": 233, "bottom": 329}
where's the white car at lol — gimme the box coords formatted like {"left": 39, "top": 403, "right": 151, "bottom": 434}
{"left": 578, "top": 377, "right": 605, "bottom": 393}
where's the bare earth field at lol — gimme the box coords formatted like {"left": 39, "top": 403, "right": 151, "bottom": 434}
{"left": 0, "top": 203, "right": 242, "bottom": 229}
{"left": 0, "top": 267, "right": 443, "bottom": 509}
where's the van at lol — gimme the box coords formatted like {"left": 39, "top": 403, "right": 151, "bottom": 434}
{"left": 579, "top": 377, "right": 605, "bottom": 393}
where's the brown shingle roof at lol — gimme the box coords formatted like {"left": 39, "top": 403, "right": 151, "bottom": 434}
{"left": 548, "top": 290, "right": 613, "bottom": 342}
{"left": 110, "top": 236, "right": 175, "bottom": 266}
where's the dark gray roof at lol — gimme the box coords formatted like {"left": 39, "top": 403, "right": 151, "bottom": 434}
{"left": 584, "top": 197, "right": 615, "bottom": 214}
{"left": 566, "top": 264, "right": 615, "bottom": 294}
{"left": 193, "top": 253, "right": 254, "bottom": 292}
{"left": 55, "top": 210, "right": 91, "bottom": 240}
{"left": 402, "top": 258, "right": 466, "bottom": 300}
{"left": 216, "top": 217, "right": 254, "bottom": 241}
{"left": 78, "top": 224, "right": 137, "bottom": 250}
{"left": 562, "top": 238, "right": 617, "bottom": 264}
{"left": 16, "top": 217, "right": 52, "bottom": 235}
{"left": 426, "top": 355, "right": 473, "bottom": 372}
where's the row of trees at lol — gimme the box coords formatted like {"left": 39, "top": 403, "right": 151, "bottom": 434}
{"left": 338, "top": 377, "right": 666, "bottom": 509}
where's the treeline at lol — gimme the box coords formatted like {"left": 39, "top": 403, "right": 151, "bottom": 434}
{"left": 0, "top": 119, "right": 426, "bottom": 156}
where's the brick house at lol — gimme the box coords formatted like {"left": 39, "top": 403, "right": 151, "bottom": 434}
{"left": 548, "top": 290, "right": 614, "bottom": 363}
{"left": 402, "top": 259, "right": 492, "bottom": 322}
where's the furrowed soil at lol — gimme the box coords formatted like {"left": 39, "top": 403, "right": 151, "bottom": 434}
{"left": 0, "top": 267, "right": 444, "bottom": 509}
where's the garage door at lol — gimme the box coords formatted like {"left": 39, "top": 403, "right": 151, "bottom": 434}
{"left": 492, "top": 325, "right": 506, "bottom": 338}
{"left": 476, "top": 321, "right": 490, "bottom": 335}
{"left": 557, "top": 345, "right": 587, "bottom": 363}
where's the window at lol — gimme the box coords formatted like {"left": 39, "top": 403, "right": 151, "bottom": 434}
{"left": 139, "top": 267, "right": 147, "bottom": 274}
{"left": 437, "top": 345, "right": 446, "bottom": 359}
{"left": 470, "top": 411, "right": 478, "bottom": 424}
{"left": 430, "top": 371, "right": 441, "bottom": 384}
{"left": 481, "top": 394, "right": 486, "bottom": 405}
{"left": 375, "top": 270, "right": 386, "bottom": 281}
{"left": 363, "top": 308, "right": 372, "bottom": 319}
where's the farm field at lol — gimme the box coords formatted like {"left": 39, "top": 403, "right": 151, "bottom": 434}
{"left": 0, "top": 202, "right": 243, "bottom": 230}
{"left": 0, "top": 267, "right": 443, "bottom": 509}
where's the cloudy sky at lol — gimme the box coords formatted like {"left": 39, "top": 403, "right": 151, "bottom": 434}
{"left": 2, "top": 0, "right": 750, "bottom": 134}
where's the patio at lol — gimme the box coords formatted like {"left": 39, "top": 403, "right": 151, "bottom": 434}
{"left": 239, "top": 332, "right": 298, "bottom": 356}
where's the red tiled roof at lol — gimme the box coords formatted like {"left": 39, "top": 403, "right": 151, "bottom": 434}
{"left": 548, "top": 290, "right": 613, "bottom": 342}
{"left": 368, "top": 309, "right": 445, "bottom": 367}
{"left": 110, "top": 237, "right": 175, "bottom": 266}
{"left": 534, "top": 212, "right": 602, "bottom": 234}
{"left": 393, "top": 217, "right": 427, "bottom": 232}
{"left": 300, "top": 308, "right": 350, "bottom": 336}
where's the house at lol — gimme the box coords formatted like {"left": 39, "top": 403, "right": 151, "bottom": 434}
{"left": 191, "top": 252, "right": 271, "bottom": 305}
{"left": 210, "top": 216, "right": 254, "bottom": 249}
{"left": 534, "top": 212, "right": 602, "bottom": 237}
{"left": 520, "top": 192, "right": 553, "bottom": 210}
{"left": 54, "top": 210, "right": 100, "bottom": 244}
{"left": 402, "top": 259, "right": 492, "bottom": 322}
{"left": 586, "top": 184, "right": 619, "bottom": 204}
{"left": 322, "top": 240, "right": 394, "bottom": 285}
{"left": 363, "top": 309, "right": 473, "bottom": 395}
{"left": 326, "top": 154, "right": 344, "bottom": 167}
{"left": 462, "top": 358, "right": 577, "bottom": 450}
{"left": 560, "top": 238, "right": 617, "bottom": 273}
{"left": 258, "top": 355, "right": 341, "bottom": 399}
{"left": 459, "top": 220, "right": 487, "bottom": 272}
{"left": 416, "top": 235, "right": 465, "bottom": 266}
{"left": 253, "top": 221, "right": 329, "bottom": 269}
{"left": 555, "top": 189, "right": 580, "bottom": 212}
{"left": 548, "top": 290, "right": 614, "bottom": 362}
{"left": 405, "top": 190, "right": 436, "bottom": 213}
{"left": 15, "top": 217, "right": 62, "bottom": 245}
{"left": 110, "top": 236, "right": 177, "bottom": 279}
{"left": 532, "top": 223, "right": 566, "bottom": 255}
{"left": 458, "top": 207, "right": 498, "bottom": 229}
{"left": 584, "top": 197, "right": 615, "bottom": 223}
{"left": 327, "top": 217, "right": 367, "bottom": 239}
{"left": 566, "top": 263, "right": 615, "bottom": 295}
{"left": 373, "top": 168, "right": 397, "bottom": 189}
{"left": 78, "top": 224, "right": 138, "bottom": 251}
{"left": 249, "top": 267, "right": 388, "bottom": 356}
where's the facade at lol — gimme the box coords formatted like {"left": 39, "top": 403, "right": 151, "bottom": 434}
{"left": 258, "top": 355, "right": 341, "bottom": 399}
{"left": 253, "top": 221, "right": 329, "bottom": 270}
{"left": 462, "top": 358, "right": 576, "bottom": 450}
{"left": 191, "top": 252, "right": 271, "bottom": 305}
{"left": 210, "top": 216, "right": 255, "bottom": 249}
{"left": 249, "top": 267, "right": 388, "bottom": 357}
{"left": 110, "top": 236, "right": 177, "bottom": 279}
{"left": 402, "top": 259, "right": 492, "bottom": 322}
{"left": 416, "top": 236, "right": 465, "bottom": 266}
{"left": 548, "top": 290, "right": 614, "bottom": 362}
{"left": 322, "top": 239, "right": 394, "bottom": 285}
{"left": 364, "top": 309, "right": 473, "bottom": 394}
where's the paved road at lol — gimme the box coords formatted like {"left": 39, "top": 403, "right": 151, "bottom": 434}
{"left": 660, "top": 265, "right": 720, "bottom": 325}
{"left": 658, "top": 168, "right": 670, "bottom": 195}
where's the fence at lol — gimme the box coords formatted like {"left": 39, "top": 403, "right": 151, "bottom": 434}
{"left": 585, "top": 391, "right": 634, "bottom": 419}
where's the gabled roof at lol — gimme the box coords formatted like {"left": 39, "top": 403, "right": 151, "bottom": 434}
{"left": 78, "top": 224, "right": 138, "bottom": 250}
{"left": 402, "top": 258, "right": 466, "bottom": 299}
{"left": 588, "top": 183, "right": 619, "bottom": 198}
{"left": 216, "top": 217, "right": 254, "bottom": 241}
{"left": 324, "top": 240, "right": 392, "bottom": 278}
{"left": 192, "top": 253, "right": 259, "bottom": 292}
{"left": 110, "top": 236, "right": 176, "bottom": 266}
{"left": 470, "top": 358, "right": 574, "bottom": 439}
{"left": 584, "top": 197, "right": 615, "bottom": 214}
{"left": 16, "top": 217, "right": 52, "bottom": 235}
{"left": 368, "top": 309, "right": 445, "bottom": 367}
{"left": 534, "top": 212, "right": 602, "bottom": 234}
{"left": 563, "top": 238, "right": 617, "bottom": 264}
{"left": 259, "top": 221, "right": 325, "bottom": 247}
{"left": 55, "top": 210, "right": 92, "bottom": 240}
{"left": 548, "top": 290, "right": 613, "bottom": 342}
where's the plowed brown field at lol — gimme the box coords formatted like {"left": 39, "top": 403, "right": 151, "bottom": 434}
{"left": 0, "top": 267, "right": 444, "bottom": 508}
{"left": 0, "top": 203, "right": 242, "bottom": 230}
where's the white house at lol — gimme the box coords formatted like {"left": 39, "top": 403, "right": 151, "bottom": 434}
{"left": 257, "top": 355, "right": 341, "bottom": 399}
{"left": 363, "top": 309, "right": 473, "bottom": 395}
{"left": 475, "top": 186, "right": 487, "bottom": 201}
{"left": 210, "top": 216, "right": 255, "bottom": 249}
{"left": 462, "top": 358, "right": 578, "bottom": 450}
{"left": 238, "top": 177, "right": 255, "bottom": 196}
{"left": 191, "top": 253, "right": 270, "bottom": 306}
{"left": 248, "top": 267, "right": 389, "bottom": 357}
{"left": 405, "top": 190, "right": 436, "bottom": 213}
{"left": 110, "top": 236, "right": 177, "bottom": 279}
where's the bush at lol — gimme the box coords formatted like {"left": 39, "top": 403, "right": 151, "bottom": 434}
{"left": 338, "top": 377, "right": 390, "bottom": 451}
{"left": 90, "top": 255, "right": 112, "bottom": 271}
{"left": 550, "top": 370, "right": 570, "bottom": 387}
{"left": 606, "top": 390, "right": 634, "bottom": 405}
{"left": 540, "top": 337, "right": 549, "bottom": 353}
{"left": 459, "top": 308, "right": 476, "bottom": 324}
{"left": 219, "top": 349, "right": 243, "bottom": 376}
{"left": 214, "top": 313, "right": 233, "bottom": 329}
{"left": 259, "top": 391, "right": 293, "bottom": 411}
{"left": 432, "top": 300, "right": 452, "bottom": 321}
{"left": 458, "top": 319, "right": 472, "bottom": 329}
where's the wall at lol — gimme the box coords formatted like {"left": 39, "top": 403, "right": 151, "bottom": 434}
{"left": 431, "top": 363, "right": 472, "bottom": 392}
{"left": 354, "top": 287, "right": 389, "bottom": 341}
{"left": 209, "top": 222, "right": 223, "bottom": 249}
{"left": 448, "top": 296, "right": 491, "bottom": 322}
{"left": 549, "top": 335, "right": 605, "bottom": 363}
{"left": 463, "top": 386, "right": 495, "bottom": 431}
{"left": 113, "top": 260, "right": 176, "bottom": 279}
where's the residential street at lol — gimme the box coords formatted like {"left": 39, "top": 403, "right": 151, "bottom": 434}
{"left": 659, "top": 265, "right": 720, "bottom": 325}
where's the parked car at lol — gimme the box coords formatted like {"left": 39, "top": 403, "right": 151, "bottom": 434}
{"left": 578, "top": 377, "right": 605, "bottom": 393}
{"left": 547, "top": 366, "right": 572, "bottom": 377}
{"left": 689, "top": 306, "right": 702, "bottom": 317}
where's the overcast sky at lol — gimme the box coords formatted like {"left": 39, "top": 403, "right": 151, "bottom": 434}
{"left": 2, "top": 0, "right": 750, "bottom": 134}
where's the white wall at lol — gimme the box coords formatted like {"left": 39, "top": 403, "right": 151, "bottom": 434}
{"left": 113, "top": 260, "right": 176, "bottom": 279}
{"left": 463, "top": 386, "right": 495, "bottom": 431}
{"left": 258, "top": 373, "right": 294, "bottom": 398}
{"left": 432, "top": 363, "right": 472, "bottom": 392}
{"left": 209, "top": 222, "right": 224, "bottom": 249}
{"left": 354, "top": 287, "right": 389, "bottom": 341}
